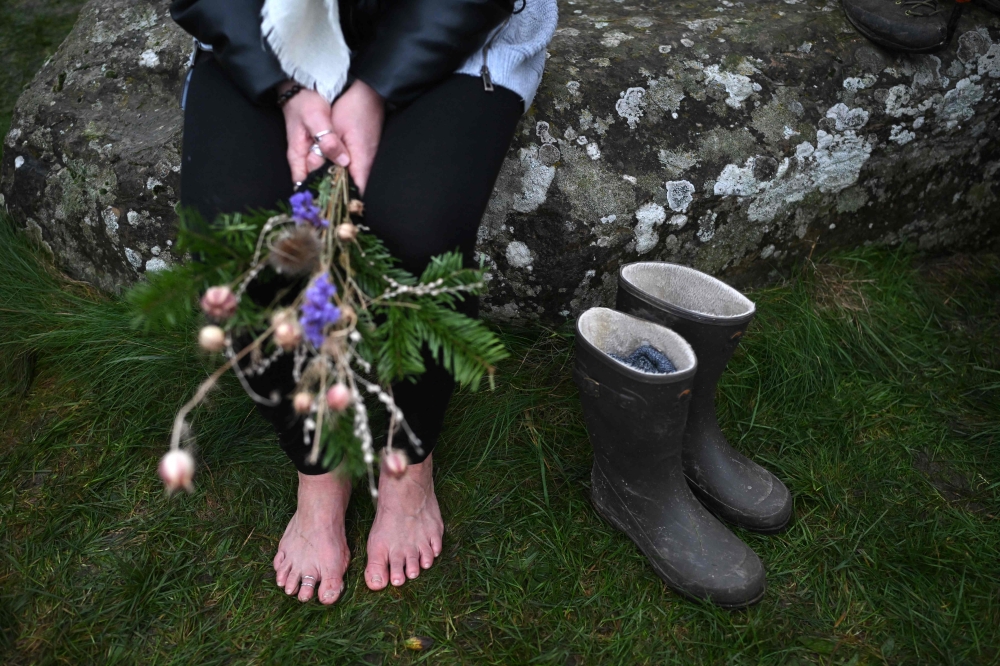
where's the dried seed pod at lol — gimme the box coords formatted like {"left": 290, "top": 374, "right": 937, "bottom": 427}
{"left": 269, "top": 226, "right": 321, "bottom": 275}
{"left": 274, "top": 320, "right": 303, "bottom": 350}
{"left": 348, "top": 199, "right": 364, "bottom": 216}
{"left": 201, "top": 286, "right": 237, "bottom": 320}
{"left": 335, "top": 222, "right": 358, "bottom": 242}
{"left": 383, "top": 449, "right": 409, "bottom": 478}
{"left": 325, "top": 383, "right": 351, "bottom": 411}
{"left": 159, "top": 449, "right": 195, "bottom": 493}
{"left": 198, "top": 325, "right": 226, "bottom": 352}
{"left": 292, "top": 392, "right": 314, "bottom": 414}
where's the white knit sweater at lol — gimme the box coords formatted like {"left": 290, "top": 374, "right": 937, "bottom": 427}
{"left": 454, "top": 0, "right": 559, "bottom": 111}
{"left": 262, "top": 0, "right": 557, "bottom": 112}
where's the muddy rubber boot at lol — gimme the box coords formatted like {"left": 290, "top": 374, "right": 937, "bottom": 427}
{"left": 616, "top": 263, "right": 792, "bottom": 534}
{"left": 574, "top": 308, "right": 765, "bottom": 608}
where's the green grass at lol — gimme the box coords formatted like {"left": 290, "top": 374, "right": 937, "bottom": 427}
{"left": 2, "top": 212, "right": 999, "bottom": 665}
{"left": 0, "top": 0, "right": 88, "bottom": 157}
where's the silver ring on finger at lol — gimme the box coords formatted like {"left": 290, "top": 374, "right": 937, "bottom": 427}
{"left": 313, "top": 129, "right": 334, "bottom": 143}
{"left": 310, "top": 143, "right": 323, "bottom": 157}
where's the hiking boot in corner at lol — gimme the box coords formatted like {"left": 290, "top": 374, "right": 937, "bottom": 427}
{"left": 841, "top": 0, "right": 954, "bottom": 53}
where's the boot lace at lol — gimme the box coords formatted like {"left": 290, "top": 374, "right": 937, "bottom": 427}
{"left": 894, "top": 0, "right": 941, "bottom": 17}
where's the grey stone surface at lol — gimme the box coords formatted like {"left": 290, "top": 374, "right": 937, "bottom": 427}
{"left": 1, "top": 0, "right": 188, "bottom": 292}
{"left": 2, "top": 0, "right": 999, "bottom": 323}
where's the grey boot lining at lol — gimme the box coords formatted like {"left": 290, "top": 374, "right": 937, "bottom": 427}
{"left": 578, "top": 308, "right": 696, "bottom": 374}
{"left": 621, "top": 263, "right": 754, "bottom": 321}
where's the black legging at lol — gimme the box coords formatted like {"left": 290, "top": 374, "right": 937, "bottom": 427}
{"left": 180, "top": 53, "right": 522, "bottom": 473}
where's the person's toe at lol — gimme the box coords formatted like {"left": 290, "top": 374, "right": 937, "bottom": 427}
{"left": 276, "top": 560, "right": 293, "bottom": 587}
{"left": 418, "top": 541, "right": 435, "bottom": 570}
{"left": 273, "top": 550, "right": 285, "bottom": 571}
{"left": 284, "top": 569, "right": 301, "bottom": 596}
{"left": 365, "top": 548, "right": 390, "bottom": 591}
{"left": 430, "top": 533, "right": 443, "bottom": 558}
{"left": 319, "top": 569, "right": 345, "bottom": 605}
{"left": 405, "top": 550, "right": 421, "bottom": 580}
{"left": 389, "top": 551, "right": 407, "bottom": 586}
{"left": 298, "top": 572, "right": 318, "bottom": 602}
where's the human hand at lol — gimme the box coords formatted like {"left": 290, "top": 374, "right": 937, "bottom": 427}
{"left": 280, "top": 83, "right": 350, "bottom": 185}
{"left": 330, "top": 80, "right": 384, "bottom": 195}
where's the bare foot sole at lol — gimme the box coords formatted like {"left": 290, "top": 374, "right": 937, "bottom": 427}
{"left": 273, "top": 469, "right": 353, "bottom": 604}
{"left": 365, "top": 453, "right": 444, "bottom": 589}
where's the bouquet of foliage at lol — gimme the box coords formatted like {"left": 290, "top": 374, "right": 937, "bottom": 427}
{"left": 129, "top": 167, "right": 507, "bottom": 498}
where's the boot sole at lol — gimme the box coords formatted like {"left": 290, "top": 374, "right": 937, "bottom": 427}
{"left": 843, "top": 10, "right": 947, "bottom": 54}
{"left": 589, "top": 482, "right": 765, "bottom": 610}
{"left": 686, "top": 479, "right": 792, "bottom": 535}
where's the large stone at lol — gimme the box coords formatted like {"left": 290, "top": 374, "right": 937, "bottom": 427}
{"left": 2, "top": 0, "right": 999, "bottom": 323}
{"left": 1, "top": 0, "right": 188, "bottom": 291}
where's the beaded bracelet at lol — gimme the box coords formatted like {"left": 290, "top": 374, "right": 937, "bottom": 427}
{"left": 276, "top": 84, "right": 304, "bottom": 108}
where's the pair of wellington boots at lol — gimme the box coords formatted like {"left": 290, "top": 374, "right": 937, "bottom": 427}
{"left": 574, "top": 262, "right": 792, "bottom": 608}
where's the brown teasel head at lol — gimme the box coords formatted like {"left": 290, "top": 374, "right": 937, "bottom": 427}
{"left": 268, "top": 226, "right": 321, "bottom": 275}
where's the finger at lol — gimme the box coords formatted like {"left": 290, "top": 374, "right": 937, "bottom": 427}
{"left": 306, "top": 143, "right": 326, "bottom": 173}
{"left": 316, "top": 132, "right": 351, "bottom": 168}
{"left": 341, "top": 133, "right": 375, "bottom": 195}
{"left": 305, "top": 113, "right": 350, "bottom": 168}
{"left": 287, "top": 132, "right": 310, "bottom": 185}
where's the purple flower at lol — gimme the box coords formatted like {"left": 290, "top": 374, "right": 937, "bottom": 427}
{"left": 290, "top": 191, "right": 328, "bottom": 228}
{"left": 300, "top": 272, "right": 340, "bottom": 347}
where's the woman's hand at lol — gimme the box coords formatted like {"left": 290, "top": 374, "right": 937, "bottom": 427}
{"left": 279, "top": 82, "right": 350, "bottom": 185}
{"left": 330, "top": 80, "right": 384, "bottom": 195}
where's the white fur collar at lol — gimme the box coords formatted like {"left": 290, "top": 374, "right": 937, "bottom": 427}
{"left": 261, "top": 0, "right": 350, "bottom": 103}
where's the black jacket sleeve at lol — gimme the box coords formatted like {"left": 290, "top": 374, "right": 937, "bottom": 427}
{"left": 350, "top": 0, "right": 512, "bottom": 106}
{"left": 170, "top": 0, "right": 288, "bottom": 104}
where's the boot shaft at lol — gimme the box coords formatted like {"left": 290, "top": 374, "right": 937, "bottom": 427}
{"left": 616, "top": 263, "right": 754, "bottom": 413}
{"left": 574, "top": 308, "right": 696, "bottom": 482}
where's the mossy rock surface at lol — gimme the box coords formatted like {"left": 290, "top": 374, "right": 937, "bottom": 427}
{"left": 2, "top": 0, "right": 999, "bottom": 321}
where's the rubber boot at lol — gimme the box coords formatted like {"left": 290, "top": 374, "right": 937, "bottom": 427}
{"left": 574, "top": 308, "right": 765, "bottom": 608}
{"left": 616, "top": 263, "right": 792, "bottom": 533}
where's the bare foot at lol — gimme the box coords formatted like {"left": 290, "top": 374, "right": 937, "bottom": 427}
{"left": 273, "top": 468, "right": 353, "bottom": 604}
{"left": 365, "top": 453, "right": 444, "bottom": 589}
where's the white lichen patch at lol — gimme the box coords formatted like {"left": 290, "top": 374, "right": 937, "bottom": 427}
{"left": 978, "top": 44, "right": 1000, "bottom": 79}
{"left": 505, "top": 241, "right": 533, "bottom": 268}
{"left": 14, "top": 156, "right": 24, "bottom": 169}
{"left": 665, "top": 180, "right": 695, "bottom": 212}
{"left": 646, "top": 77, "right": 686, "bottom": 113}
{"left": 633, "top": 202, "right": 666, "bottom": 254}
{"left": 586, "top": 142, "right": 602, "bottom": 160}
{"left": 843, "top": 74, "right": 877, "bottom": 91}
{"left": 714, "top": 158, "right": 766, "bottom": 196}
{"left": 139, "top": 49, "right": 160, "bottom": 68}
{"left": 889, "top": 125, "right": 915, "bottom": 146}
{"left": 615, "top": 88, "right": 647, "bottom": 129}
{"left": 512, "top": 146, "right": 556, "bottom": 213}
{"left": 6, "top": 127, "right": 21, "bottom": 148}
{"left": 124, "top": 247, "right": 142, "bottom": 269}
{"left": 145, "top": 257, "right": 169, "bottom": 273}
{"left": 826, "top": 103, "right": 869, "bottom": 131}
{"left": 715, "top": 106, "right": 874, "bottom": 223}
{"left": 600, "top": 31, "right": 634, "bottom": 47}
{"left": 658, "top": 150, "right": 698, "bottom": 177}
{"left": 668, "top": 214, "right": 688, "bottom": 229}
{"left": 103, "top": 207, "right": 119, "bottom": 241}
{"left": 703, "top": 64, "right": 761, "bottom": 109}
{"left": 936, "top": 77, "right": 985, "bottom": 129}
{"left": 696, "top": 211, "right": 717, "bottom": 242}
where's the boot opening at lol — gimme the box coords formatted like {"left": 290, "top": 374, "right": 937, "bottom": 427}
{"left": 621, "top": 263, "right": 754, "bottom": 320}
{"left": 577, "top": 308, "right": 696, "bottom": 375}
